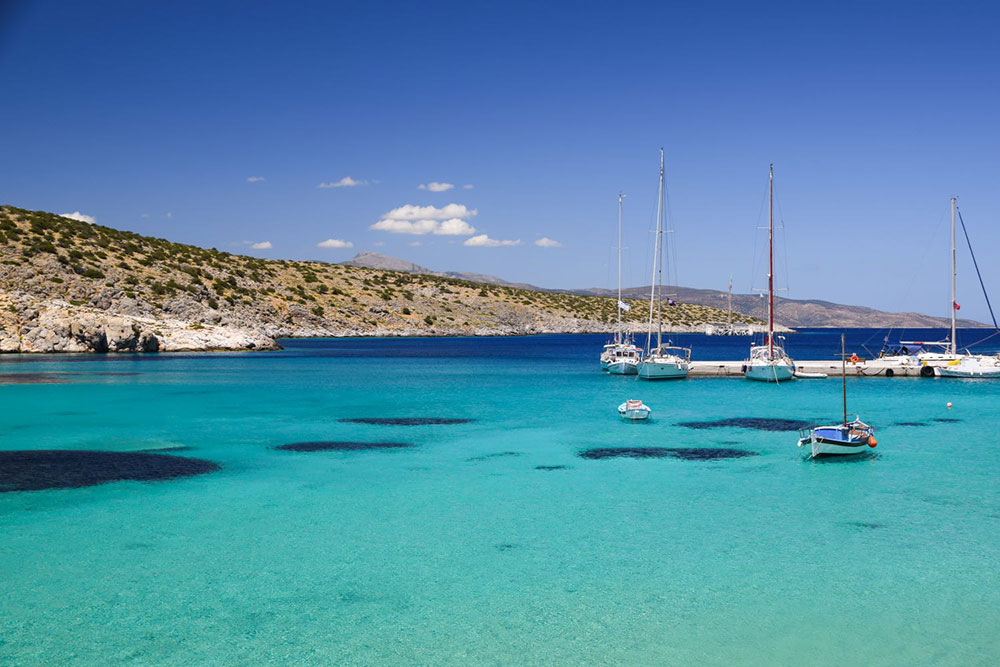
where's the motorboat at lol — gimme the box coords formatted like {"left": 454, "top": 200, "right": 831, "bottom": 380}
{"left": 602, "top": 342, "right": 642, "bottom": 375}
{"left": 935, "top": 354, "right": 1000, "bottom": 378}
{"left": 618, "top": 399, "right": 651, "bottom": 421}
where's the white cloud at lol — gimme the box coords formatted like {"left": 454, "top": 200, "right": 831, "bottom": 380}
{"left": 463, "top": 184, "right": 474, "bottom": 189}
{"left": 140, "top": 213, "right": 150, "bottom": 219}
{"left": 371, "top": 219, "right": 438, "bottom": 234}
{"left": 408, "top": 241, "right": 422, "bottom": 247}
{"left": 317, "top": 238, "right": 354, "bottom": 248}
{"left": 250, "top": 241, "right": 272, "bottom": 249}
{"left": 165, "top": 212, "right": 173, "bottom": 218}
{"left": 463, "top": 234, "right": 521, "bottom": 247}
{"left": 418, "top": 182, "right": 454, "bottom": 192}
{"left": 372, "top": 241, "right": 385, "bottom": 247}
{"left": 436, "top": 218, "right": 476, "bottom": 235}
{"left": 60, "top": 211, "right": 96, "bottom": 224}
{"left": 247, "top": 176, "right": 266, "bottom": 183}
{"left": 534, "top": 237, "right": 562, "bottom": 248}
{"left": 370, "top": 203, "right": 477, "bottom": 236}
{"left": 318, "top": 176, "right": 366, "bottom": 188}
{"left": 381, "top": 203, "right": 476, "bottom": 220}
{"left": 371, "top": 217, "right": 475, "bottom": 235}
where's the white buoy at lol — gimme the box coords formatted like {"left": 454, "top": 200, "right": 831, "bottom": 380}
{"left": 947, "top": 402, "right": 953, "bottom": 408}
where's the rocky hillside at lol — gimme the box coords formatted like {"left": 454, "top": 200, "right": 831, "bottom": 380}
{"left": 0, "top": 206, "right": 750, "bottom": 353}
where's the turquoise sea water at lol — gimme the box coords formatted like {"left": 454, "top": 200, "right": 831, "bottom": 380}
{"left": 1, "top": 332, "right": 998, "bottom": 665}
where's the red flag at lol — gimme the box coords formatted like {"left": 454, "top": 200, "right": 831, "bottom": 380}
{"left": 954, "top": 302, "right": 961, "bottom": 311}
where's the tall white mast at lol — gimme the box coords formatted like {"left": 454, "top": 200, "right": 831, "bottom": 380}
{"left": 646, "top": 149, "right": 665, "bottom": 353}
{"left": 657, "top": 149, "right": 665, "bottom": 349}
{"left": 617, "top": 193, "right": 624, "bottom": 345}
{"left": 768, "top": 164, "right": 774, "bottom": 358}
{"left": 951, "top": 196, "right": 957, "bottom": 355}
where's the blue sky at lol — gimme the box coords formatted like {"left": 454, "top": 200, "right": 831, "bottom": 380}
{"left": 2, "top": 0, "right": 999, "bottom": 322}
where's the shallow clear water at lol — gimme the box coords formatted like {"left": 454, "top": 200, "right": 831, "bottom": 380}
{"left": 1, "top": 332, "right": 998, "bottom": 665}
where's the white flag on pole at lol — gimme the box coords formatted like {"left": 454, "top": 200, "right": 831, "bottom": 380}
{"left": 618, "top": 300, "right": 630, "bottom": 311}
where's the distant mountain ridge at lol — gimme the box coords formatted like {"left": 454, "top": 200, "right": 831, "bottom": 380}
{"left": 341, "top": 252, "right": 542, "bottom": 290}
{"left": 341, "top": 252, "right": 986, "bottom": 329}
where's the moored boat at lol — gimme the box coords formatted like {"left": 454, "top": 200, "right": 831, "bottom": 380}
{"left": 744, "top": 164, "right": 795, "bottom": 383}
{"left": 636, "top": 149, "right": 690, "bottom": 380}
{"left": 798, "top": 334, "right": 878, "bottom": 458}
{"left": 600, "top": 193, "right": 642, "bottom": 375}
{"left": 798, "top": 419, "right": 877, "bottom": 457}
{"left": 603, "top": 343, "right": 641, "bottom": 375}
{"left": 638, "top": 346, "right": 690, "bottom": 379}
{"left": 935, "top": 354, "right": 1000, "bottom": 378}
{"left": 618, "top": 399, "right": 651, "bottom": 421}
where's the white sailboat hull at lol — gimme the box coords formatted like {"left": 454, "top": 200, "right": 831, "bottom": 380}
{"left": 637, "top": 359, "right": 688, "bottom": 379}
{"left": 745, "top": 362, "right": 795, "bottom": 382}
{"left": 608, "top": 359, "right": 639, "bottom": 375}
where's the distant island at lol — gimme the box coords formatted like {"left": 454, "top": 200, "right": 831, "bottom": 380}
{"left": 0, "top": 206, "right": 748, "bottom": 353}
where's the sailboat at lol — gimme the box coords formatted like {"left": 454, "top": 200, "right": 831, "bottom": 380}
{"left": 798, "top": 334, "right": 878, "bottom": 457}
{"left": 637, "top": 149, "right": 690, "bottom": 380}
{"left": 705, "top": 277, "right": 754, "bottom": 335}
{"left": 934, "top": 198, "right": 1000, "bottom": 378}
{"left": 744, "top": 164, "right": 795, "bottom": 382}
{"left": 862, "top": 198, "right": 968, "bottom": 377}
{"left": 600, "top": 193, "right": 642, "bottom": 374}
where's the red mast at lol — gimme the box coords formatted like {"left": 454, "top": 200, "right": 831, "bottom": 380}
{"left": 768, "top": 164, "right": 774, "bottom": 357}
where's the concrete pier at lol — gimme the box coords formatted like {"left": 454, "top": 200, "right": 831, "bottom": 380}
{"left": 688, "top": 360, "right": 927, "bottom": 377}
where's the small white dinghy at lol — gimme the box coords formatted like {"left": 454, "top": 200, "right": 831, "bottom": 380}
{"left": 618, "top": 399, "right": 651, "bottom": 421}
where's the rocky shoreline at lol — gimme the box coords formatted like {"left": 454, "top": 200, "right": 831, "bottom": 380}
{"left": 0, "top": 294, "right": 741, "bottom": 354}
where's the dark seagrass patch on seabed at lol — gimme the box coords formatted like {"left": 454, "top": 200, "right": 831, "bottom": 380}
{"left": 339, "top": 418, "right": 474, "bottom": 426}
{"left": 578, "top": 447, "right": 758, "bottom": 461}
{"left": 893, "top": 421, "right": 928, "bottom": 427}
{"left": 931, "top": 417, "right": 961, "bottom": 423}
{"left": 0, "top": 450, "right": 220, "bottom": 492}
{"left": 466, "top": 451, "right": 521, "bottom": 462}
{"left": 275, "top": 441, "right": 413, "bottom": 452}
{"left": 841, "top": 521, "right": 886, "bottom": 530}
{"left": 0, "top": 373, "right": 71, "bottom": 385}
{"left": 534, "top": 465, "right": 570, "bottom": 471}
{"left": 677, "top": 418, "right": 813, "bottom": 431}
